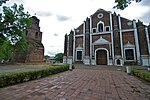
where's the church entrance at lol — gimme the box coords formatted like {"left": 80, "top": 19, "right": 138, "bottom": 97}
{"left": 96, "top": 50, "right": 107, "bottom": 65}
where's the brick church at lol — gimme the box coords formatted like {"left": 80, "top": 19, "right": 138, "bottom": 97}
{"left": 14, "top": 16, "right": 44, "bottom": 63}
{"left": 63, "top": 8, "right": 150, "bottom": 66}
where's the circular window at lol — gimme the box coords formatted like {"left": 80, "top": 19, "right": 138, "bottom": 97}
{"left": 76, "top": 29, "right": 79, "bottom": 32}
{"left": 97, "top": 13, "right": 103, "bottom": 18}
{"left": 127, "top": 21, "right": 132, "bottom": 26}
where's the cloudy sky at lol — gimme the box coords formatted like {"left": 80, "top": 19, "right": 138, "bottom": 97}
{"left": 1, "top": 0, "right": 150, "bottom": 56}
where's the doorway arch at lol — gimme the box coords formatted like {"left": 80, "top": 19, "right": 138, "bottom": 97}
{"left": 95, "top": 48, "right": 108, "bottom": 65}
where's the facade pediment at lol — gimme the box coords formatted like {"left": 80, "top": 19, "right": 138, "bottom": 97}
{"left": 76, "top": 45, "right": 83, "bottom": 50}
{"left": 124, "top": 41, "right": 135, "bottom": 48}
{"left": 93, "top": 36, "right": 110, "bottom": 45}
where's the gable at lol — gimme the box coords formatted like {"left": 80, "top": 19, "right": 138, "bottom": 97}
{"left": 75, "top": 23, "right": 83, "bottom": 35}
{"left": 121, "top": 17, "right": 133, "bottom": 30}
{"left": 92, "top": 8, "right": 110, "bottom": 28}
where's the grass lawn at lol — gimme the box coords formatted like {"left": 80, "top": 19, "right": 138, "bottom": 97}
{"left": 131, "top": 66, "right": 150, "bottom": 82}
{"left": 0, "top": 64, "right": 49, "bottom": 75}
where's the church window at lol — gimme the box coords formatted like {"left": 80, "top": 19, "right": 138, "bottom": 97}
{"left": 125, "top": 49, "right": 134, "bottom": 60}
{"left": 92, "top": 28, "right": 96, "bottom": 33}
{"left": 105, "top": 26, "right": 110, "bottom": 31}
{"left": 77, "top": 51, "right": 82, "bottom": 60}
{"left": 35, "top": 22, "right": 38, "bottom": 26}
{"left": 98, "top": 23, "right": 104, "bottom": 32}
{"left": 76, "top": 29, "right": 79, "bottom": 33}
{"left": 97, "top": 13, "right": 103, "bottom": 19}
{"left": 26, "top": 31, "right": 28, "bottom": 36}
{"left": 97, "top": 21, "right": 104, "bottom": 32}
{"left": 35, "top": 32, "right": 38, "bottom": 38}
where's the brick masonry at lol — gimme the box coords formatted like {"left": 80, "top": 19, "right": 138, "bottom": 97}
{"left": 64, "top": 8, "right": 150, "bottom": 66}
{"left": 0, "top": 65, "right": 150, "bottom": 100}
{"left": 14, "top": 16, "right": 44, "bottom": 63}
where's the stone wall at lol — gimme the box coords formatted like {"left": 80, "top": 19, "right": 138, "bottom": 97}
{"left": 14, "top": 16, "right": 44, "bottom": 63}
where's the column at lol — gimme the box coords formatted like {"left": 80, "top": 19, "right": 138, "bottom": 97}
{"left": 133, "top": 20, "right": 141, "bottom": 64}
{"left": 118, "top": 14, "right": 123, "bottom": 65}
{"left": 84, "top": 17, "right": 90, "bottom": 65}
{"left": 145, "top": 27, "right": 150, "bottom": 55}
{"left": 83, "top": 21, "right": 85, "bottom": 62}
{"left": 109, "top": 12, "right": 114, "bottom": 65}
{"left": 73, "top": 30, "right": 76, "bottom": 63}
{"left": 90, "top": 15, "right": 93, "bottom": 65}
{"left": 145, "top": 27, "right": 150, "bottom": 66}
{"left": 68, "top": 31, "right": 74, "bottom": 64}
{"left": 63, "top": 34, "right": 68, "bottom": 64}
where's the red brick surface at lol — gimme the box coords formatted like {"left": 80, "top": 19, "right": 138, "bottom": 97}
{"left": 0, "top": 65, "right": 150, "bottom": 100}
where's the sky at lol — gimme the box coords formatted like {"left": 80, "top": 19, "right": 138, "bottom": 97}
{"left": 1, "top": 0, "right": 150, "bottom": 56}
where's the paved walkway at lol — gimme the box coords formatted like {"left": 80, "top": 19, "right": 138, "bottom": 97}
{"left": 0, "top": 65, "right": 150, "bottom": 100}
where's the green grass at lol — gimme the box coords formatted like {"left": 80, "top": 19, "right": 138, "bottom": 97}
{"left": 131, "top": 68, "right": 150, "bottom": 82}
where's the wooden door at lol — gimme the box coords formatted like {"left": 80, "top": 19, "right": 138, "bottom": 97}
{"left": 96, "top": 50, "right": 107, "bottom": 65}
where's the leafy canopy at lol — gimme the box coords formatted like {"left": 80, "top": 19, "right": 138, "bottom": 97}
{"left": 114, "top": 0, "right": 142, "bottom": 10}
{"left": 0, "top": 0, "right": 9, "bottom": 6}
{"left": 0, "top": 3, "right": 31, "bottom": 62}
{"left": 55, "top": 53, "right": 64, "bottom": 63}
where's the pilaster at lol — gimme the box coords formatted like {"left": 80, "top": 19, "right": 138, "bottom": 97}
{"left": 109, "top": 12, "right": 114, "bottom": 64}
{"left": 118, "top": 14, "right": 124, "bottom": 64}
{"left": 145, "top": 27, "right": 150, "bottom": 55}
{"left": 83, "top": 21, "right": 86, "bottom": 62}
{"left": 84, "top": 17, "right": 90, "bottom": 65}
{"left": 63, "top": 34, "right": 68, "bottom": 64}
{"left": 73, "top": 30, "right": 76, "bottom": 63}
{"left": 133, "top": 20, "right": 141, "bottom": 64}
{"left": 90, "top": 15, "right": 93, "bottom": 64}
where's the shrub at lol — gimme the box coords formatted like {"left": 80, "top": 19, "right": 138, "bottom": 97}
{"left": 0, "top": 64, "right": 70, "bottom": 88}
{"left": 132, "top": 68, "right": 150, "bottom": 82}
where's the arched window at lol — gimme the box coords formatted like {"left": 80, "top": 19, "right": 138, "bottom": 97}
{"left": 98, "top": 23, "right": 103, "bottom": 32}
{"left": 26, "top": 31, "right": 28, "bottom": 36}
{"left": 35, "top": 32, "right": 38, "bottom": 38}
{"left": 97, "top": 21, "right": 104, "bottom": 32}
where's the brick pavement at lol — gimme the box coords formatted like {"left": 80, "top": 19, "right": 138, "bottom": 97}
{"left": 0, "top": 65, "right": 150, "bottom": 100}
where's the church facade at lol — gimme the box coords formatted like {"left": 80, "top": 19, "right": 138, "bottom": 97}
{"left": 63, "top": 9, "right": 150, "bottom": 66}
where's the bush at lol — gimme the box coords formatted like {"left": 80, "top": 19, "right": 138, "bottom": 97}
{"left": 132, "top": 68, "right": 150, "bottom": 82}
{"left": 0, "top": 64, "right": 70, "bottom": 88}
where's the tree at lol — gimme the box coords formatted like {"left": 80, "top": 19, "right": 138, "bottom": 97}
{"left": 114, "top": 0, "right": 142, "bottom": 10}
{"left": 54, "top": 53, "right": 64, "bottom": 63}
{"left": 0, "top": 0, "right": 9, "bottom": 6}
{"left": 44, "top": 55, "right": 50, "bottom": 62}
{"left": 0, "top": 3, "right": 31, "bottom": 62}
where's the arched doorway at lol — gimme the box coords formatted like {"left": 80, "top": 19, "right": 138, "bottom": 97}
{"left": 96, "top": 50, "right": 107, "bottom": 65}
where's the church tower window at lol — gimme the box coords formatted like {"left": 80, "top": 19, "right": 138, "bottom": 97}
{"left": 26, "top": 31, "right": 28, "bottom": 36}
{"left": 35, "top": 32, "right": 38, "bottom": 38}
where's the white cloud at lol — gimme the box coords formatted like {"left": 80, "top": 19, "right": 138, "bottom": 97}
{"left": 56, "top": 15, "right": 71, "bottom": 22}
{"left": 36, "top": 11, "right": 53, "bottom": 17}
{"left": 2, "top": 0, "right": 150, "bottom": 56}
